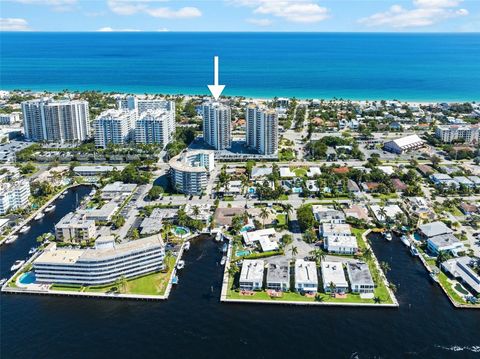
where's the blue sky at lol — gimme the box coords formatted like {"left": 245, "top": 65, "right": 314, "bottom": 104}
{"left": 1, "top": 0, "right": 479, "bottom": 32}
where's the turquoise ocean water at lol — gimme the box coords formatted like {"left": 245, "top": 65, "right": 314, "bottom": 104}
{"left": 1, "top": 32, "right": 479, "bottom": 101}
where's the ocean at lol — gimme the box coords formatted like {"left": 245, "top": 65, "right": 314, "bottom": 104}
{"left": 1, "top": 32, "right": 479, "bottom": 101}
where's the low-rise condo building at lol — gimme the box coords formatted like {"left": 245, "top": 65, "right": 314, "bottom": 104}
{"left": 441, "top": 256, "right": 480, "bottom": 295}
{"left": 239, "top": 259, "right": 264, "bottom": 291}
{"left": 266, "top": 261, "right": 290, "bottom": 292}
{"left": 321, "top": 261, "right": 349, "bottom": 293}
{"left": 169, "top": 150, "right": 215, "bottom": 195}
{"left": 346, "top": 262, "right": 375, "bottom": 294}
{"left": 294, "top": 259, "right": 318, "bottom": 293}
{"left": 101, "top": 181, "right": 137, "bottom": 200}
{"left": 33, "top": 235, "right": 165, "bottom": 286}
{"left": 324, "top": 235, "right": 358, "bottom": 255}
{"left": 55, "top": 212, "right": 96, "bottom": 243}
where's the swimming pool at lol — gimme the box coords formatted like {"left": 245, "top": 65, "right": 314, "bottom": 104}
{"left": 19, "top": 271, "right": 36, "bottom": 285}
{"left": 236, "top": 250, "right": 251, "bottom": 257}
{"left": 240, "top": 225, "right": 255, "bottom": 233}
{"left": 173, "top": 226, "right": 190, "bottom": 237}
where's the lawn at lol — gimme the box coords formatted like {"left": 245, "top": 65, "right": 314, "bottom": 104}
{"left": 372, "top": 193, "right": 399, "bottom": 200}
{"left": 276, "top": 213, "right": 287, "bottom": 226}
{"left": 438, "top": 272, "right": 467, "bottom": 305}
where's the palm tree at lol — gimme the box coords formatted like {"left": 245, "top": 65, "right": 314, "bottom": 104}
{"left": 162, "top": 222, "right": 172, "bottom": 242}
{"left": 192, "top": 205, "right": 200, "bottom": 218}
{"left": 328, "top": 281, "right": 336, "bottom": 296}
{"left": 436, "top": 250, "right": 453, "bottom": 266}
{"left": 378, "top": 206, "right": 388, "bottom": 224}
{"left": 290, "top": 245, "right": 298, "bottom": 259}
{"left": 227, "top": 264, "right": 239, "bottom": 278}
{"left": 309, "top": 248, "right": 325, "bottom": 265}
{"left": 380, "top": 261, "right": 391, "bottom": 274}
{"left": 374, "top": 296, "right": 383, "bottom": 304}
{"left": 363, "top": 248, "right": 373, "bottom": 262}
{"left": 283, "top": 203, "right": 293, "bottom": 224}
{"left": 259, "top": 207, "right": 269, "bottom": 228}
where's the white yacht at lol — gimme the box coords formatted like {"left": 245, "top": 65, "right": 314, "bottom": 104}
{"left": 177, "top": 260, "right": 185, "bottom": 270}
{"left": 215, "top": 232, "right": 223, "bottom": 242}
{"left": 34, "top": 212, "right": 44, "bottom": 220}
{"left": 220, "top": 256, "right": 227, "bottom": 266}
{"left": 19, "top": 225, "right": 30, "bottom": 233}
{"left": 10, "top": 260, "right": 25, "bottom": 272}
{"left": 44, "top": 204, "right": 56, "bottom": 213}
{"left": 0, "top": 278, "right": 7, "bottom": 286}
{"left": 400, "top": 235, "right": 410, "bottom": 247}
{"left": 383, "top": 231, "right": 392, "bottom": 241}
{"left": 184, "top": 242, "right": 191, "bottom": 251}
{"left": 410, "top": 245, "right": 419, "bottom": 257}
{"left": 28, "top": 247, "right": 37, "bottom": 255}
{"left": 4, "top": 235, "right": 18, "bottom": 244}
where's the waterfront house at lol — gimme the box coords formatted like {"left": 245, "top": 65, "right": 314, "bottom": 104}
{"left": 441, "top": 256, "right": 480, "bottom": 295}
{"left": 346, "top": 262, "right": 375, "bottom": 295}
{"left": 427, "top": 233, "right": 464, "bottom": 256}
{"left": 266, "top": 261, "right": 290, "bottom": 292}
{"left": 294, "top": 259, "right": 318, "bottom": 293}
{"left": 33, "top": 235, "right": 165, "bottom": 286}
{"left": 324, "top": 235, "right": 358, "bottom": 255}
{"left": 321, "top": 261, "right": 349, "bottom": 293}
{"left": 239, "top": 259, "right": 264, "bottom": 291}
{"left": 370, "top": 205, "right": 403, "bottom": 224}
{"left": 418, "top": 221, "right": 453, "bottom": 239}
{"left": 343, "top": 205, "right": 369, "bottom": 221}
{"left": 242, "top": 228, "right": 279, "bottom": 252}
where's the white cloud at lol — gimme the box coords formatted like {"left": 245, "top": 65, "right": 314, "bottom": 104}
{"left": 156, "top": 27, "right": 170, "bottom": 32}
{"left": 359, "top": 0, "right": 468, "bottom": 28}
{"left": 231, "top": 0, "right": 329, "bottom": 23}
{"left": 0, "top": 17, "right": 30, "bottom": 31}
{"left": 246, "top": 17, "right": 272, "bottom": 26}
{"left": 97, "top": 26, "right": 142, "bottom": 32}
{"left": 107, "top": 0, "right": 201, "bottom": 19}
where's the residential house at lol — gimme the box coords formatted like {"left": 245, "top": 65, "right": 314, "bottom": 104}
{"left": 346, "top": 262, "right": 375, "bottom": 294}
{"left": 321, "top": 261, "right": 349, "bottom": 293}
{"left": 266, "top": 261, "right": 290, "bottom": 292}
{"left": 294, "top": 259, "right": 318, "bottom": 293}
{"left": 239, "top": 259, "right": 264, "bottom": 291}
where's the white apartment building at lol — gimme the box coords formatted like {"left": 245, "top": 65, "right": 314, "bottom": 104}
{"left": 55, "top": 212, "right": 97, "bottom": 243}
{"left": 245, "top": 105, "right": 279, "bottom": 155}
{"left": 94, "top": 109, "right": 136, "bottom": 148}
{"left": 0, "top": 179, "right": 30, "bottom": 215}
{"left": 202, "top": 102, "right": 231, "bottom": 150}
{"left": 21, "top": 99, "right": 89, "bottom": 143}
{"left": 435, "top": 125, "right": 479, "bottom": 144}
{"left": 346, "top": 262, "right": 375, "bottom": 294}
{"left": 0, "top": 112, "right": 20, "bottom": 125}
{"left": 324, "top": 235, "right": 358, "bottom": 255}
{"left": 321, "top": 261, "right": 349, "bottom": 293}
{"left": 294, "top": 259, "right": 318, "bottom": 293}
{"left": 117, "top": 96, "right": 175, "bottom": 115}
{"left": 169, "top": 150, "right": 214, "bottom": 195}
{"left": 33, "top": 235, "right": 165, "bottom": 286}
{"left": 239, "top": 259, "right": 264, "bottom": 291}
{"left": 135, "top": 109, "right": 175, "bottom": 148}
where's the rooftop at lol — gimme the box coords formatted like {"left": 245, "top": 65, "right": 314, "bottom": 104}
{"left": 295, "top": 259, "right": 318, "bottom": 285}
{"left": 240, "top": 259, "right": 264, "bottom": 282}
{"left": 347, "top": 262, "right": 374, "bottom": 285}
{"left": 419, "top": 221, "right": 453, "bottom": 238}
{"left": 266, "top": 261, "right": 290, "bottom": 283}
{"left": 321, "top": 261, "right": 348, "bottom": 287}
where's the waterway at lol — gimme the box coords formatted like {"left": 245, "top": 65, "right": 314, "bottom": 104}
{"left": 1, "top": 192, "right": 480, "bottom": 357}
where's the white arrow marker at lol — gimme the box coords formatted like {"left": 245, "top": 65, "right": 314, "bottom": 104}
{"left": 207, "top": 56, "right": 225, "bottom": 100}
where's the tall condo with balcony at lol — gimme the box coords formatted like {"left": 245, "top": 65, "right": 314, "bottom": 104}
{"left": 202, "top": 101, "right": 231, "bottom": 150}
{"left": 245, "top": 105, "right": 279, "bottom": 155}
{"left": 94, "top": 109, "right": 136, "bottom": 148}
{"left": 135, "top": 109, "right": 175, "bottom": 148}
{"left": 21, "top": 98, "right": 89, "bottom": 143}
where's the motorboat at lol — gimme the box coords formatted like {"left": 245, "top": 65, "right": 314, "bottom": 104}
{"left": 429, "top": 271, "right": 439, "bottom": 283}
{"left": 184, "top": 242, "right": 191, "bottom": 251}
{"left": 215, "top": 232, "right": 223, "bottom": 242}
{"left": 221, "top": 243, "right": 228, "bottom": 253}
{"left": 34, "top": 212, "right": 44, "bottom": 220}
{"left": 0, "top": 278, "right": 7, "bottom": 286}
{"left": 400, "top": 235, "right": 410, "bottom": 247}
{"left": 44, "top": 204, "right": 56, "bottom": 213}
{"left": 28, "top": 247, "right": 37, "bottom": 255}
{"left": 220, "top": 256, "right": 227, "bottom": 266}
{"left": 10, "top": 260, "right": 25, "bottom": 272}
{"left": 410, "top": 245, "right": 420, "bottom": 257}
{"left": 19, "top": 225, "right": 30, "bottom": 233}
{"left": 177, "top": 260, "right": 185, "bottom": 270}
{"left": 4, "top": 235, "right": 18, "bottom": 244}
{"left": 383, "top": 232, "right": 392, "bottom": 241}
{"left": 171, "top": 276, "right": 179, "bottom": 285}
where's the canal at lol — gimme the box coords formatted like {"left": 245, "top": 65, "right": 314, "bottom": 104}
{"left": 1, "top": 192, "right": 479, "bottom": 358}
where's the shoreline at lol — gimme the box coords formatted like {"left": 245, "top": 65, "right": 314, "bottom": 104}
{"left": 1, "top": 87, "right": 477, "bottom": 104}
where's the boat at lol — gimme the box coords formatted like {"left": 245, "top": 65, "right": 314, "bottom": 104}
{"left": 10, "top": 260, "right": 25, "bottom": 272}
{"left": 19, "top": 225, "right": 30, "bottom": 233}
{"left": 215, "top": 232, "right": 223, "bottom": 242}
{"left": 410, "top": 245, "right": 419, "bottom": 257}
{"left": 28, "top": 247, "right": 37, "bottom": 255}
{"left": 59, "top": 194, "right": 65, "bottom": 199}
{"left": 220, "top": 256, "right": 227, "bottom": 266}
{"left": 44, "top": 204, "right": 56, "bottom": 213}
{"left": 172, "top": 276, "right": 179, "bottom": 285}
{"left": 184, "top": 242, "right": 191, "bottom": 251}
{"left": 34, "top": 212, "right": 44, "bottom": 220}
{"left": 400, "top": 235, "right": 410, "bottom": 247}
{"left": 221, "top": 243, "right": 228, "bottom": 253}
{"left": 383, "top": 232, "right": 392, "bottom": 241}
{"left": 177, "top": 260, "right": 185, "bottom": 270}
{"left": 429, "top": 271, "right": 439, "bottom": 283}
{"left": 0, "top": 278, "right": 7, "bottom": 286}
{"left": 4, "top": 235, "right": 18, "bottom": 244}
